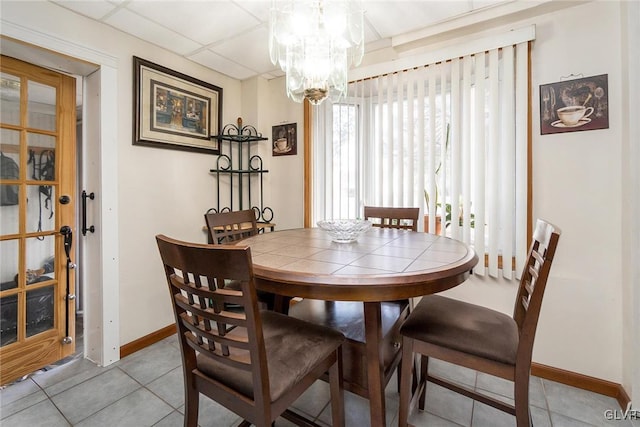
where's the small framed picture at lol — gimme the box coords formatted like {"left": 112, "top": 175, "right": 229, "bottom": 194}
{"left": 272, "top": 123, "right": 297, "bottom": 156}
{"left": 540, "top": 74, "right": 609, "bottom": 135}
{"left": 133, "top": 56, "right": 222, "bottom": 153}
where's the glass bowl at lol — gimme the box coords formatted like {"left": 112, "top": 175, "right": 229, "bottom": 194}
{"left": 317, "top": 219, "right": 372, "bottom": 243}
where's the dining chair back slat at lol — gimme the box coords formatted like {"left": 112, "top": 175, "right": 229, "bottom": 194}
{"left": 513, "top": 219, "right": 560, "bottom": 335}
{"left": 363, "top": 206, "right": 420, "bottom": 231}
{"left": 205, "top": 209, "right": 258, "bottom": 244}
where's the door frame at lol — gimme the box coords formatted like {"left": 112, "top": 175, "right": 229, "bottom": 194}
{"left": 1, "top": 22, "right": 120, "bottom": 366}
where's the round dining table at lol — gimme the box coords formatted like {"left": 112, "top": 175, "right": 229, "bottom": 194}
{"left": 235, "top": 227, "right": 478, "bottom": 427}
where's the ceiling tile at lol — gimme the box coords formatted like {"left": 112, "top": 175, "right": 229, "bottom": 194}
{"left": 188, "top": 49, "right": 256, "bottom": 81}
{"left": 473, "top": 0, "right": 511, "bottom": 8}
{"left": 44, "top": 0, "right": 548, "bottom": 83}
{"left": 126, "top": 0, "right": 262, "bottom": 46}
{"left": 364, "top": 1, "right": 471, "bottom": 39}
{"left": 51, "top": 0, "right": 119, "bottom": 20}
{"left": 209, "top": 25, "right": 275, "bottom": 76}
{"left": 104, "top": 7, "right": 201, "bottom": 55}
{"left": 233, "top": 0, "right": 272, "bottom": 21}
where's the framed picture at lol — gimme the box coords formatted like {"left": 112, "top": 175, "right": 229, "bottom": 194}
{"left": 540, "top": 74, "right": 609, "bottom": 135}
{"left": 133, "top": 56, "right": 222, "bottom": 153}
{"left": 272, "top": 123, "right": 297, "bottom": 156}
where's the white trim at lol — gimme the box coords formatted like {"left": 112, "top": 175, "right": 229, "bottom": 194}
{"left": 1, "top": 20, "right": 117, "bottom": 69}
{"left": 1, "top": 21, "right": 121, "bottom": 366}
{"left": 624, "top": 0, "right": 640, "bottom": 407}
{"left": 391, "top": 2, "right": 547, "bottom": 47}
{"left": 97, "top": 67, "right": 120, "bottom": 365}
{"left": 351, "top": 25, "right": 535, "bottom": 82}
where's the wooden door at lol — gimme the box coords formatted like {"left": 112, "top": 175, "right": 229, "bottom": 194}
{"left": 0, "top": 55, "right": 76, "bottom": 385}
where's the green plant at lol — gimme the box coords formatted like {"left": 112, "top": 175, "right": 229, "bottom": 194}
{"left": 424, "top": 123, "right": 474, "bottom": 228}
{"left": 424, "top": 192, "right": 474, "bottom": 228}
{"left": 424, "top": 123, "right": 448, "bottom": 219}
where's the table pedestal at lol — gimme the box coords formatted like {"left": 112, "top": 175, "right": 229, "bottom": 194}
{"left": 289, "top": 299, "right": 410, "bottom": 426}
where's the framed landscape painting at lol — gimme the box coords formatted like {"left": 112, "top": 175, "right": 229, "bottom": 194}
{"left": 133, "top": 56, "right": 222, "bottom": 153}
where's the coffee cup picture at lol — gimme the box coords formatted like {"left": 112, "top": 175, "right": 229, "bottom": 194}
{"left": 274, "top": 138, "right": 288, "bottom": 151}
{"left": 272, "top": 123, "right": 297, "bottom": 156}
{"left": 556, "top": 105, "right": 594, "bottom": 126}
{"left": 540, "top": 74, "right": 609, "bottom": 135}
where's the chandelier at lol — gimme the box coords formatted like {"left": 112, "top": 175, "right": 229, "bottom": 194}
{"left": 269, "top": 0, "right": 365, "bottom": 105}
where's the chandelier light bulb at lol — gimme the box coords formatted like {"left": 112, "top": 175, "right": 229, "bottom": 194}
{"left": 270, "top": 0, "right": 364, "bottom": 105}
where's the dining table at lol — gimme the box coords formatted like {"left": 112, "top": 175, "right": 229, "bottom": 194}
{"left": 234, "top": 226, "right": 478, "bottom": 427}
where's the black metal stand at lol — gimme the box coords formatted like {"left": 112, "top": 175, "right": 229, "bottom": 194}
{"left": 209, "top": 118, "right": 274, "bottom": 223}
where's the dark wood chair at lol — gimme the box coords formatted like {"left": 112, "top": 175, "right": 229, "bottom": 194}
{"left": 204, "top": 209, "right": 259, "bottom": 245}
{"left": 398, "top": 219, "right": 561, "bottom": 427}
{"left": 204, "top": 209, "right": 283, "bottom": 311}
{"left": 364, "top": 206, "right": 420, "bottom": 231}
{"left": 156, "top": 235, "right": 345, "bottom": 427}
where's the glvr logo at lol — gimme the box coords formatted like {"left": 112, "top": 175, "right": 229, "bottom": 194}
{"left": 604, "top": 403, "right": 639, "bottom": 420}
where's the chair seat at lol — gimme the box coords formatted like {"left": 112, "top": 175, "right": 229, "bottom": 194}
{"left": 197, "top": 311, "right": 344, "bottom": 401}
{"left": 400, "top": 295, "right": 519, "bottom": 365}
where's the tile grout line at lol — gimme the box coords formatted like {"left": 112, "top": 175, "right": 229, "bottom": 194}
{"left": 468, "top": 370, "right": 478, "bottom": 427}
{"left": 539, "top": 377, "right": 555, "bottom": 426}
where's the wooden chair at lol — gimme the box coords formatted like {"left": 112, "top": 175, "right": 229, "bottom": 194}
{"left": 398, "top": 219, "right": 561, "bottom": 427}
{"left": 204, "top": 209, "right": 258, "bottom": 245}
{"left": 156, "top": 235, "right": 345, "bottom": 427}
{"left": 204, "top": 209, "right": 283, "bottom": 311}
{"left": 364, "top": 206, "right": 420, "bottom": 231}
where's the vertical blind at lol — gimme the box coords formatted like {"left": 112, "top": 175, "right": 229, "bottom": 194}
{"left": 313, "top": 41, "right": 529, "bottom": 279}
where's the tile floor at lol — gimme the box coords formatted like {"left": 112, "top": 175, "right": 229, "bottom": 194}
{"left": 1, "top": 334, "right": 636, "bottom": 427}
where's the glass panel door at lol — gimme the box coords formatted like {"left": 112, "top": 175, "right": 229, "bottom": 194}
{"left": 0, "top": 55, "right": 76, "bottom": 385}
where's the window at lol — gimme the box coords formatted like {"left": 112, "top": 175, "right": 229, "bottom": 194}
{"left": 312, "top": 42, "right": 530, "bottom": 279}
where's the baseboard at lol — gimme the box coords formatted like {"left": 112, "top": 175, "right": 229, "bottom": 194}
{"left": 531, "top": 362, "right": 630, "bottom": 410}
{"left": 119, "top": 324, "right": 176, "bottom": 359}
{"left": 119, "top": 326, "right": 631, "bottom": 411}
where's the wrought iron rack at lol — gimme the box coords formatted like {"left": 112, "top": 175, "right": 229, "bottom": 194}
{"left": 208, "top": 117, "right": 274, "bottom": 224}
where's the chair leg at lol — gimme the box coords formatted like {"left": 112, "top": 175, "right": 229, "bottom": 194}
{"left": 329, "top": 348, "right": 345, "bottom": 427}
{"left": 418, "top": 355, "right": 429, "bottom": 410}
{"left": 514, "top": 370, "right": 532, "bottom": 427}
{"left": 398, "top": 337, "right": 414, "bottom": 427}
{"left": 184, "top": 378, "right": 199, "bottom": 427}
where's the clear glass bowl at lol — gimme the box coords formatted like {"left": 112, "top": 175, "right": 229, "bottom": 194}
{"left": 317, "top": 219, "right": 372, "bottom": 243}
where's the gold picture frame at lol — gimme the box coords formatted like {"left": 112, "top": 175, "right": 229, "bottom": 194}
{"left": 133, "top": 56, "right": 222, "bottom": 154}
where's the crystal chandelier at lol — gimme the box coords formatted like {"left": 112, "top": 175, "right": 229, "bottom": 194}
{"left": 269, "top": 0, "right": 365, "bottom": 105}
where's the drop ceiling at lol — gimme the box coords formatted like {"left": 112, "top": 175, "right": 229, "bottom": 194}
{"left": 47, "top": 0, "right": 553, "bottom": 82}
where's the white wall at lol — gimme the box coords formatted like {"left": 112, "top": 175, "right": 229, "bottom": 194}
{"left": 235, "top": 76, "right": 305, "bottom": 231}
{"left": 0, "top": 1, "right": 245, "bottom": 345}
{"left": 533, "top": 1, "right": 622, "bottom": 382}
{"left": 620, "top": 0, "right": 640, "bottom": 406}
{"left": 261, "top": 77, "right": 305, "bottom": 231}
{"left": 2, "top": 0, "right": 636, "bottom": 394}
